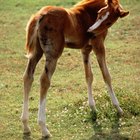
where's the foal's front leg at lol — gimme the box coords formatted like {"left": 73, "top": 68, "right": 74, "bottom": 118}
{"left": 93, "top": 42, "right": 123, "bottom": 115}
{"left": 82, "top": 47, "right": 96, "bottom": 111}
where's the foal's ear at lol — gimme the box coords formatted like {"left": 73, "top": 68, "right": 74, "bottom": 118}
{"left": 117, "top": 7, "right": 129, "bottom": 18}
{"left": 119, "top": 10, "right": 129, "bottom": 18}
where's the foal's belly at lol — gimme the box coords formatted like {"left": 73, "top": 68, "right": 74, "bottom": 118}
{"left": 64, "top": 37, "right": 84, "bottom": 49}
{"left": 65, "top": 42, "right": 83, "bottom": 49}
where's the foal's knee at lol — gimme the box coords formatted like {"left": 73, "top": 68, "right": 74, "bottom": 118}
{"left": 103, "top": 72, "right": 112, "bottom": 85}
{"left": 23, "top": 72, "right": 34, "bottom": 84}
{"left": 40, "top": 73, "right": 50, "bottom": 90}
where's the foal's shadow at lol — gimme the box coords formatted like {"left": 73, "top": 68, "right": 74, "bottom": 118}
{"left": 22, "top": 133, "right": 33, "bottom": 140}
{"left": 22, "top": 134, "right": 51, "bottom": 140}
{"left": 89, "top": 112, "right": 129, "bottom": 140}
{"left": 39, "top": 136, "right": 51, "bottom": 140}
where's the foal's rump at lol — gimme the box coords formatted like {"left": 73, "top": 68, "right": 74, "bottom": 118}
{"left": 25, "top": 15, "right": 40, "bottom": 58}
{"left": 25, "top": 6, "right": 68, "bottom": 58}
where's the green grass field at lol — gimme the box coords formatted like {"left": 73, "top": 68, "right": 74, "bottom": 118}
{"left": 0, "top": 0, "right": 140, "bottom": 139}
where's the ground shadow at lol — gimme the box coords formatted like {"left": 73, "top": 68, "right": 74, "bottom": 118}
{"left": 22, "top": 134, "right": 51, "bottom": 140}
{"left": 39, "top": 136, "right": 51, "bottom": 140}
{"left": 22, "top": 133, "right": 33, "bottom": 140}
{"left": 23, "top": 134, "right": 51, "bottom": 140}
{"left": 89, "top": 113, "right": 130, "bottom": 140}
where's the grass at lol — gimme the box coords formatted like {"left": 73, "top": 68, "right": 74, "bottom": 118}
{"left": 0, "top": 0, "right": 140, "bottom": 139}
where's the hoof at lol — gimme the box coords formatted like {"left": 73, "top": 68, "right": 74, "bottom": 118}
{"left": 42, "top": 129, "right": 52, "bottom": 139}
{"left": 115, "top": 106, "right": 124, "bottom": 117}
{"left": 42, "top": 133, "right": 52, "bottom": 139}
{"left": 23, "top": 127, "right": 31, "bottom": 136}
{"left": 90, "top": 109, "right": 98, "bottom": 122}
{"left": 118, "top": 109, "right": 124, "bottom": 117}
{"left": 23, "top": 131, "right": 31, "bottom": 140}
{"left": 114, "top": 105, "right": 124, "bottom": 117}
{"left": 89, "top": 105, "right": 97, "bottom": 111}
{"left": 23, "top": 131, "right": 31, "bottom": 136}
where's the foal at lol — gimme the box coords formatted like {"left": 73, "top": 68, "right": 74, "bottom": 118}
{"left": 21, "top": 0, "right": 129, "bottom": 137}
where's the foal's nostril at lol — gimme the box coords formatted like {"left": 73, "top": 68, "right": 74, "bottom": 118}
{"left": 92, "top": 33, "right": 96, "bottom": 38}
{"left": 90, "top": 33, "right": 96, "bottom": 39}
{"left": 106, "top": 22, "right": 112, "bottom": 26}
{"left": 87, "top": 32, "right": 96, "bottom": 39}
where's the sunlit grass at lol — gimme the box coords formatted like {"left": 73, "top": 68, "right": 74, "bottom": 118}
{"left": 0, "top": 0, "right": 140, "bottom": 139}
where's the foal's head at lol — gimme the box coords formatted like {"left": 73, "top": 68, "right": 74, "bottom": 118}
{"left": 88, "top": 0, "right": 129, "bottom": 35}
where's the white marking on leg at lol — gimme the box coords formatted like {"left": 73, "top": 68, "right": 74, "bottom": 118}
{"left": 106, "top": 84, "right": 123, "bottom": 114}
{"left": 38, "top": 98, "right": 46, "bottom": 124}
{"left": 101, "top": 62, "right": 120, "bottom": 107}
{"left": 87, "top": 83, "right": 96, "bottom": 110}
{"left": 21, "top": 100, "right": 31, "bottom": 133}
{"left": 21, "top": 100, "right": 29, "bottom": 121}
{"left": 82, "top": 53, "right": 96, "bottom": 111}
{"left": 97, "top": 57, "right": 123, "bottom": 115}
{"left": 106, "top": 84, "right": 119, "bottom": 106}
{"left": 38, "top": 98, "right": 51, "bottom": 137}
{"left": 88, "top": 12, "right": 110, "bottom": 32}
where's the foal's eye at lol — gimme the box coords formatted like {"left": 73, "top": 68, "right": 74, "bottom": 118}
{"left": 106, "top": 22, "right": 112, "bottom": 26}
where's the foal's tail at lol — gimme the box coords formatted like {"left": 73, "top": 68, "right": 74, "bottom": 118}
{"left": 25, "top": 15, "right": 41, "bottom": 58}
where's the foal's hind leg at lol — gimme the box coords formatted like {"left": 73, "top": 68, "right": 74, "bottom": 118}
{"left": 21, "top": 51, "right": 43, "bottom": 134}
{"left": 38, "top": 27, "right": 64, "bottom": 137}
{"left": 93, "top": 41, "right": 123, "bottom": 115}
{"left": 82, "top": 46, "right": 96, "bottom": 111}
{"left": 38, "top": 57, "right": 58, "bottom": 137}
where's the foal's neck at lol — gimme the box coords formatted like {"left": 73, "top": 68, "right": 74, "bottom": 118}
{"left": 71, "top": 0, "right": 107, "bottom": 28}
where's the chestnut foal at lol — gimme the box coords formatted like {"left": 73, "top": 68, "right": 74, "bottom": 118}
{"left": 21, "top": 0, "right": 129, "bottom": 137}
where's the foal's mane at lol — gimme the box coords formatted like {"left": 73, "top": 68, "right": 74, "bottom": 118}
{"left": 73, "top": 0, "right": 107, "bottom": 10}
